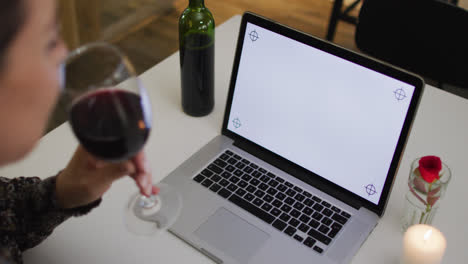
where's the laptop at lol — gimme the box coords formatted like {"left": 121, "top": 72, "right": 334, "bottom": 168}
{"left": 162, "top": 12, "right": 424, "bottom": 264}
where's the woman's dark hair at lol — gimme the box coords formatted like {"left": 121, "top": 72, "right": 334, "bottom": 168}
{"left": 0, "top": 0, "right": 25, "bottom": 70}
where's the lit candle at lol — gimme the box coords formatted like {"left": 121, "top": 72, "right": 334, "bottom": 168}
{"left": 402, "top": 224, "right": 447, "bottom": 264}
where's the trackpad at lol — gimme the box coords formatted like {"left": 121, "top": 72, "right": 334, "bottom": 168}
{"left": 194, "top": 208, "right": 270, "bottom": 263}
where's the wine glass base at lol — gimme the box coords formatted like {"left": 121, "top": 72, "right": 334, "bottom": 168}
{"left": 124, "top": 183, "right": 182, "bottom": 236}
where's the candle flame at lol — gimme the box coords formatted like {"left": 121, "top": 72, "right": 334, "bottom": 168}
{"left": 424, "top": 229, "right": 433, "bottom": 241}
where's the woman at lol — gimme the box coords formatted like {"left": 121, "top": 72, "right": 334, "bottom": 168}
{"left": 0, "top": 0, "right": 156, "bottom": 263}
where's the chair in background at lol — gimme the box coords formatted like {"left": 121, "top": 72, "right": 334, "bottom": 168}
{"left": 355, "top": 0, "right": 468, "bottom": 89}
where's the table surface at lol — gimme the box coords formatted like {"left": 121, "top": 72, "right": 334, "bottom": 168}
{"left": 1, "top": 15, "right": 467, "bottom": 264}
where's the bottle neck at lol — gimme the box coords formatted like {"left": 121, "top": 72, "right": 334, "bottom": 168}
{"left": 189, "top": 0, "right": 204, "bottom": 8}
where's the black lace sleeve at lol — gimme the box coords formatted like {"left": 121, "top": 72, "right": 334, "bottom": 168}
{"left": 0, "top": 175, "right": 101, "bottom": 263}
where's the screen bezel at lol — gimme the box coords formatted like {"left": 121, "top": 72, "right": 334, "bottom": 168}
{"left": 222, "top": 12, "right": 424, "bottom": 216}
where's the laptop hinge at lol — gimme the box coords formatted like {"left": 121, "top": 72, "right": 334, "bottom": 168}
{"left": 233, "top": 140, "right": 362, "bottom": 210}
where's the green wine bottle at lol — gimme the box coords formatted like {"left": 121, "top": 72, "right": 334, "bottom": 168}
{"left": 179, "top": 0, "right": 215, "bottom": 117}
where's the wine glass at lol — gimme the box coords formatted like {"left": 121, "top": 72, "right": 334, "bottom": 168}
{"left": 63, "top": 42, "right": 182, "bottom": 235}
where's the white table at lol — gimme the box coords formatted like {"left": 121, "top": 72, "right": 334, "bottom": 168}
{"left": 1, "top": 15, "right": 467, "bottom": 264}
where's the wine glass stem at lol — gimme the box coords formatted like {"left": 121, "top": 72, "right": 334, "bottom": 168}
{"left": 139, "top": 195, "right": 156, "bottom": 209}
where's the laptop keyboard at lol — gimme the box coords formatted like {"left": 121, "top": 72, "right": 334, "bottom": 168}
{"left": 192, "top": 150, "right": 352, "bottom": 254}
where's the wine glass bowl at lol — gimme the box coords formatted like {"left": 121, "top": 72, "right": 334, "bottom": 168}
{"left": 64, "top": 42, "right": 182, "bottom": 235}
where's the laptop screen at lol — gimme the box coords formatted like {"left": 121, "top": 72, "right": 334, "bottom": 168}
{"left": 226, "top": 22, "right": 416, "bottom": 205}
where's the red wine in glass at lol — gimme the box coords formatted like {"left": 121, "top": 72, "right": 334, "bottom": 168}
{"left": 69, "top": 89, "right": 151, "bottom": 162}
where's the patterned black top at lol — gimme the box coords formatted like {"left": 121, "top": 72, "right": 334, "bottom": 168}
{"left": 0, "top": 175, "right": 101, "bottom": 264}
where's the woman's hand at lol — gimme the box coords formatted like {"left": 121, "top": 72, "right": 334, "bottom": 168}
{"left": 55, "top": 146, "right": 158, "bottom": 209}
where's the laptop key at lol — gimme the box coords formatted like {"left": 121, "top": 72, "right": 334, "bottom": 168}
{"left": 229, "top": 176, "right": 240, "bottom": 184}
{"left": 319, "top": 225, "right": 330, "bottom": 235}
{"left": 233, "top": 154, "right": 241, "bottom": 160}
{"left": 328, "top": 228, "right": 339, "bottom": 238}
{"left": 250, "top": 179, "right": 260, "bottom": 186}
{"left": 303, "top": 191, "right": 312, "bottom": 198}
{"left": 304, "top": 198, "right": 314, "bottom": 207}
{"left": 268, "top": 180, "right": 279, "bottom": 188}
{"left": 220, "top": 154, "right": 230, "bottom": 160}
{"left": 309, "top": 219, "right": 320, "bottom": 229}
{"left": 250, "top": 163, "right": 259, "bottom": 169}
{"left": 238, "top": 180, "right": 248, "bottom": 188}
{"left": 260, "top": 175, "right": 270, "bottom": 183}
{"left": 272, "top": 199, "right": 283, "bottom": 208}
{"left": 263, "top": 195, "right": 274, "bottom": 203}
{"left": 225, "top": 150, "right": 233, "bottom": 155}
{"left": 254, "top": 190, "right": 265, "bottom": 198}
{"left": 299, "top": 214, "right": 311, "bottom": 224}
{"left": 210, "top": 184, "right": 222, "bottom": 192}
{"left": 227, "top": 184, "right": 238, "bottom": 192}
{"left": 241, "top": 158, "right": 250, "bottom": 165}
{"left": 285, "top": 197, "right": 295, "bottom": 205}
{"left": 201, "top": 179, "right": 213, "bottom": 188}
{"left": 214, "top": 159, "right": 227, "bottom": 168}
{"left": 193, "top": 175, "right": 205, "bottom": 183}
{"left": 295, "top": 193, "right": 305, "bottom": 202}
{"left": 275, "top": 177, "right": 285, "bottom": 183}
{"left": 284, "top": 226, "right": 296, "bottom": 236}
{"left": 303, "top": 207, "right": 314, "bottom": 216}
{"left": 313, "top": 203, "right": 324, "bottom": 212}
{"left": 290, "top": 209, "right": 301, "bottom": 218}
{"left": 244, "top": 193, "right": 255, "bottom": 201}
{"left": 293, "top": 202, "right": 305, "bottom": 211}
{"left": 272, "top": 219, "right": 287, "bottom": 231}
{"left": 313, "top": 246, "right": 324, "bottom": 254}
{"left": 235, "top": 163, "right": 246, "bottom": 169}
{"left": 331, "top": 222, "right": 343, "bottom": 232}
{"left": 312, "top": 212, "right": 323, "bottom": 221}
{"left": 211, "top": 175, "right": 221, "bottom": 183}
{"left": 243, "top": 166, "right": 254, "bottom": 174}
{"left": 275, "top": 192, "right": 286, "bottom": 201}
{"left": 321, "top": 201, "right": 331, "bottom": 208}
{"left": 227, "top": 158, "right": 237, "bottom": 165}
{"left": 253, "top": 198, "right": 264, "bottom": 207}
{"left": 219, "top": 179, "right": 229, "bottom": 187}
{"left": 267, "top": 172, "right": 276, "bottom": 178}
{"left": 201, "top": 169, "right": 214, "bottom": 177}
{"left": 241, "top": 174, "right": 252, "bottom": 181}
{"left": 303, "top": 237, "right": 316, "bottom": 248}
{"left": 312, "top": 196, "right": 322, "bottom": 203}
{"left": 298, "top": 223, "right": 310, "bottom": 233}
{"left": 234, "top": 170, "right": 243, "bottom": 176}
{"left": 261, "top": 203, "right": 272, "bottom": 212}
{"left": 286, "top": 189, "right": 297, "bottom": 197}
{"left": 252, "top": 171, "right": 262, "bottom": 178}
{"left": 259, "top": 183, "right": 269, "bottom": 191}
{"left": 221, "top": 172, "right": 232, "bottom": 179}
{"left": 218, "top": 188, "right": 232, "bottom": 199}
{"left": 321, "top": 217, "right": 333, "bottom": 226}
{"left": 229, "top": 194, "right": 275, "bottom": 224}
{"left": 331, "top": 206, "right": 341, "bottom": 213}
{"left": 267, "top": 188, "right": 278, "bottom": 196}
{"left": 280, "top": 204, "right": 292, "bottom": 213}
{"left": 277, "top": 184, "right": 287, "bottom": 192}
{"left": 208, "top": 164, "right": 223, "bottom": 174}
{"left": 280, "top": 213, "right": 291, "bottom": 222}
{"left": 259, "top": 168, "right": 267, "bottom": 173}
{"left": 332, "top": 213, "right": 348, "bottom": 225}
{"left": 271, "top": 208, "right": 281, "bottom": 216}
{"left": 246, "top": 185, "right": 256, "bottom": 193}
{"left": 235, "top": 189, "right": 247, "bottom": 197}
{"left": 288, "top": 217, "right": 300, "bottom": 227}
{"left": 293, "top": 235, "right": 304, "bottom": 242}
{"left": 226, "top": 165, "right": 235, "bottom": 172}
{"left": 323, "top": 208, "right": 333, "bottom": 217}
{"left": 308, "top": 229, "right": 332, "bottom": 245}
{"left": 284, "top": 181, "right": 294, "bottom": 188}
{"left": 341, "top": 211, "right": 351, "bottom": 218}
{"left": 293, "top": 186, "right": 303, "bottom": 193}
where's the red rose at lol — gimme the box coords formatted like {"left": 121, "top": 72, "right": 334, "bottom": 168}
{"left": 418, "top": 156, "right": 442, "bottom": 183}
